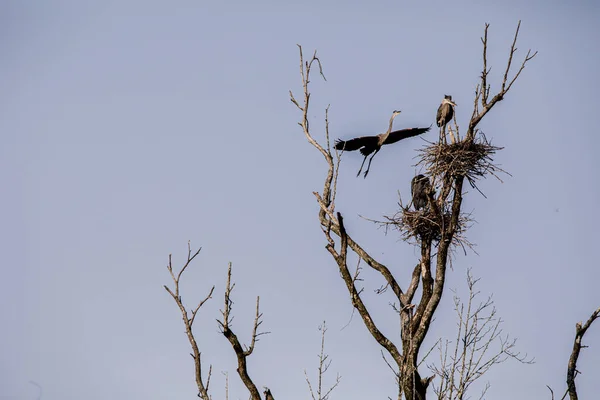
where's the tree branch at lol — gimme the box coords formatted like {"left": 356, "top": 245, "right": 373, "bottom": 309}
{"left": 467, "top": 20, "right": 537, "bottom": 141}
{"left": 304, "top": 321, "right": 341, "bottom": 400}
{"left": 217, "top": 263, "right": 268, "bottom": 400}
{"left": 566, "top": 306, "right": 600, "bottom": 400}
{"left": 430, "top": 269, "right": 533, "bottom": 399}
{"left": 333, "top": 212, "right": 404, "bottom": 365}
{"left": 163, "top": 243, "right": 215, "bottom": 400}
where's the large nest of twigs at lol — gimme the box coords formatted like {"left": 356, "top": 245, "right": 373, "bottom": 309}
{"left": 417, "top": 134, "right": 506, "bottom": 184}
{"left": 400, "top": 209, "right": 452, "bottom": 242}
{"left": 382, "top": 206, "right": 474, "bottom": 252}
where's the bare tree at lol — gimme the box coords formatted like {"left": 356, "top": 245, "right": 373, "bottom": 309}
{"left": 164, "top": 245, "right": 271, "bottom": 400}
{"left": 547, "top": 306, "right": 600, "bottom": 400}
{"left": 304, "top": 321, "right": 341, "bottom": 400}
{"left": 429, "top": 269, "right": 533, "bottom": 400}
{"left": 289, "top": 21, "right": 536, "bottom": 400}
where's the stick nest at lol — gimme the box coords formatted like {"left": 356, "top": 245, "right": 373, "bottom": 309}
{"left": 382, "top": 206, "right": 474, "bottom": 252}
{"left": 417, "top": 134, "right": 506, "bottom": 183}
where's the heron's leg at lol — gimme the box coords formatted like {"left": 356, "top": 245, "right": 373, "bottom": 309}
{"left": 441, "top": 124, "right": 448, "bottom": 145}
{"left": 363, "top": 149, "right": 379, "bottom": 178}
{"left": 357, "top": 155, "right": 369, "bottom": 177}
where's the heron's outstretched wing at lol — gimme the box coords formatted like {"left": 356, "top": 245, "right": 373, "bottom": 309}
{"left": 384, "top": 126, "right": 431, "bottom": 145}
{"left": 334, "top": 135, "right": 378, "bottom": 152}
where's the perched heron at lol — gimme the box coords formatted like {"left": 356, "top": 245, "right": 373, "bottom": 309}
{"left": 335, "top": 110, "right": 431, "bottom": 178}
{"left": 411, "top": 174, "right": 431, "bottom": 211}
{"left": 436, "top": 95, "right": 457, "bottom": 144}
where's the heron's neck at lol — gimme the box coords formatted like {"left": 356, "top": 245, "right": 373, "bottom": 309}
{"left": 384, "top": 115, "right": 397, "bottom": 138}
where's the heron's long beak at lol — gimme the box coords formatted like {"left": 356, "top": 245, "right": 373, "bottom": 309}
{"left": 451, "top": 101, "right": 458, "bottom": 107}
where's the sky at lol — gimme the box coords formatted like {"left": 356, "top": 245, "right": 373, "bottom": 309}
{"left": 2, "top": 1, "right": 600, "bottom": 399}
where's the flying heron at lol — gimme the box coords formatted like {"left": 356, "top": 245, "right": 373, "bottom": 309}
{"left": 436, "top": 95, "right": 457, "bottom": 144}
{"left": 334, "top": 110, "right": 431, "bottom": 178}
{"left": 411, "top": 174, "right": 431, "bottom": 211}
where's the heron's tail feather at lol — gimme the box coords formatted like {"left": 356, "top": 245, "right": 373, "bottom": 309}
{"left": 334, "top": 139, "right": 346, "bottom": 151}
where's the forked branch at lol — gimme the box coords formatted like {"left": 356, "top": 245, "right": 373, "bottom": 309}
{"left": 218, "top": 263, "right": 271, "bottom": 400}
{"left": 468, "top": 20, "right": 537, "bottom": 140}
{"left": 163, "top": 243, "right": 215, "bottom": 400}
{"left": 304, "top": 321, "right": 342, "bottom": 400}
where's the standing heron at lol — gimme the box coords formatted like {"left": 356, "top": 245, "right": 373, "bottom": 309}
{"left": 335, "top": 110, "right": 431, "bottom": 178}
{"left": 436, "top": 95, "right": 457, "bottom": 144}
{"left": 411, "top": 174, "right": 431, "bottom": 211}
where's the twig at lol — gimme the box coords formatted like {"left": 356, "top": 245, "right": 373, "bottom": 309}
{"left": 305, "top": 321, "right": 341, "bottom": 400}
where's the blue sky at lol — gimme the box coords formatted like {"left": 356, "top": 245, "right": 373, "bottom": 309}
{"left": 2, "top": 1, "right": 600, "bottom": 399}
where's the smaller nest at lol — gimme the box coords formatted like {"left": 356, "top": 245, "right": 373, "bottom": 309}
{"left": 399, "top": 209, "right": 452, "bottom": 242}
{"left": 383, "top": 206, "right": 474, "bottom": 253}
{"left": 416, "top": 134, "right": 507, "bottom": 183}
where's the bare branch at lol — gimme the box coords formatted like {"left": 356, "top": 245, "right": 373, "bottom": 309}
{"left": 217, "top": 263, "right": 266, "bottom": 400}
{"left": 334, "top": 212, "right": 404, "bottom": 365}
{"left": 290, "top": 45, "right": 329, "bottom": 161}
{"left": 467, "top": 20, "right": 537, "bottom": 140}
{"left": 163, "top": 244, "right": 214, "bottom": 400}
{"left": 429, "top": 269, "right": 533, "bottom": 399}
{"left": 314, "top": 192, "right": 406, "bottom": 305}
{"left": 566, "top": 306, "right": 600, "bottom": 400}
{"left": 305, "top": 321, "right": 341, "bottom": 400}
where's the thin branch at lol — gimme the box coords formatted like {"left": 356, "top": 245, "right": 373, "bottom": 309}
{"left": 223, "top": 371, "right": 229, "bottom": 400}
{"left": 428, "top": 269, "right": 533, "bottom": 399}
{"left": 163, "top": 244, "right": 214, "bottom": 400}
{"left": 467, "top": 20, "right": 537, "bottom": 140}
{"left": 217, "top": 263, "right": 266, "bottom": 400}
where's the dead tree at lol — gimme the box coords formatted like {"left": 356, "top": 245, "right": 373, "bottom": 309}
{"left": 547, "top": 306, "right": 600, "bottom": 400}
{"left": 290, "top": 21, "right": 536, "bottom": 400}
{"left": 164, "top": 244, "right": 271, "bottom": 400}
{"left": 429, "top": 269, "right": 533, "bottom": 400}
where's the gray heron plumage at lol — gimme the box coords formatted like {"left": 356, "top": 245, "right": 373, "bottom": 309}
{"left": 335, "top": 110, "right": 431, "bottom": 178}
{"left": 436, "top": 95, "right": 457, "bottom": 144}
{"left": 411, "top": 174, "right": 431, "bottom": 211}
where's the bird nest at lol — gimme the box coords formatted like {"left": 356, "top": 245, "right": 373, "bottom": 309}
{"left": 399, "top": 209, "right": 452, "bottom": 242}
{"left": 382, "top": 206, "right": 473, "bottom": 252}
{"left": 416, "top": 134, "right": 506, "bottom": 183}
